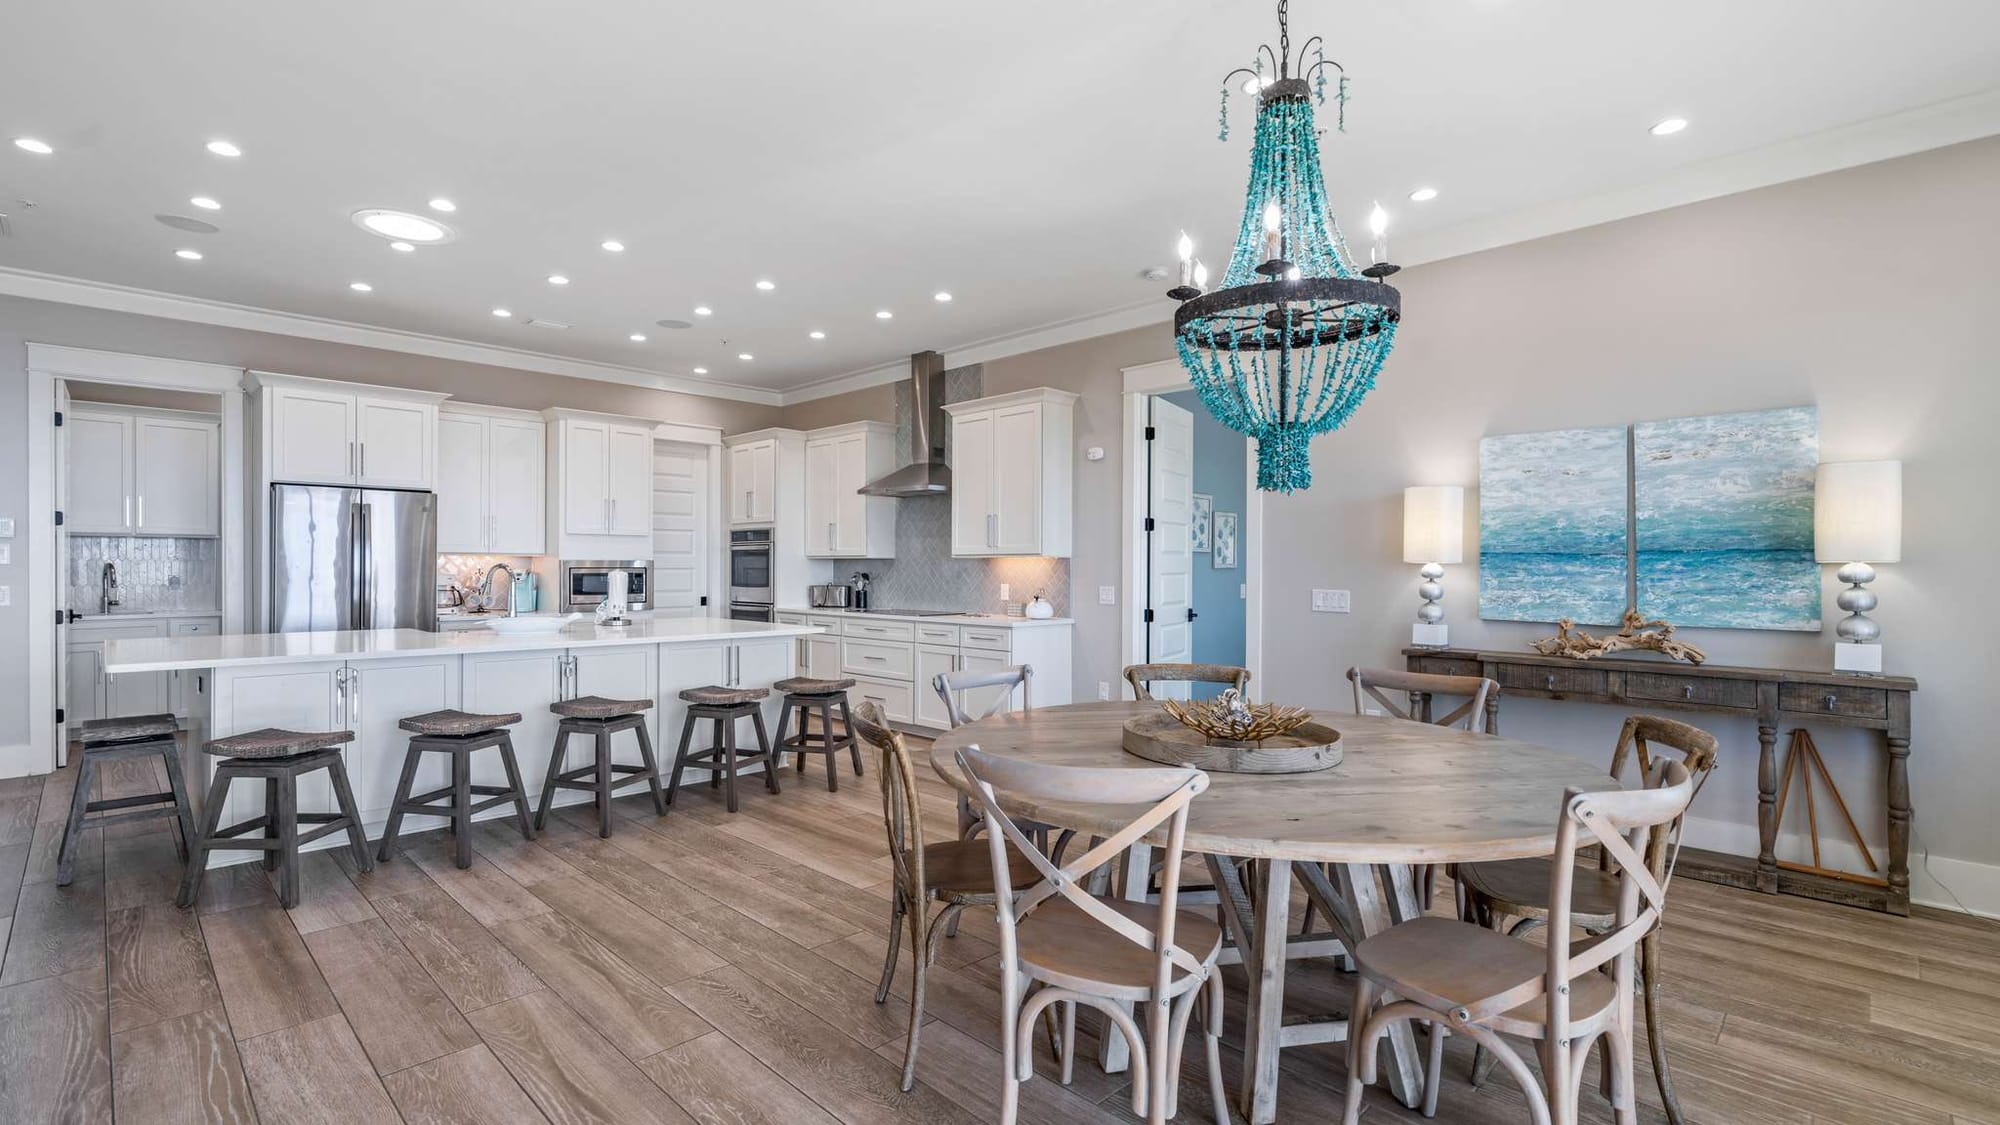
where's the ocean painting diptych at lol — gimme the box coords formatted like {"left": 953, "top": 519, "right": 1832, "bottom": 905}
{"left": 1633, "top": 406, "right": 1820, "bottom": 631}
{"left": 1479, "top": 426, "right": 1630, "bottom": 626}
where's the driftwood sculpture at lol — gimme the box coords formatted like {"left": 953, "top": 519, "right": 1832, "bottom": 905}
{"left": 1532, "top": 610, "right": 1709, "bottom": 665}
{"left": 1161, "top": 689, "right": 1314, "bottom": 743}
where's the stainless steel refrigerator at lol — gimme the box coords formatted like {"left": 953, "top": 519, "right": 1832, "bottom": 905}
{"left": 270, "top": 484, "right": 437, "bottom": 633}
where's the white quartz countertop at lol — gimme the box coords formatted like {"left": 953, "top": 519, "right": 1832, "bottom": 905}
{"left": 776, "top": 607, "right": 1074, "bottom": 628}
{"left": 104, "top": 617, "right": 822, "bottom": 674}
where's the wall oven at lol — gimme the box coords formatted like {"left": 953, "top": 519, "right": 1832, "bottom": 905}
{"left": 728, "top": 528, "right": 774, "bottom": 621}
{"left": 559, "top": 559, "right": 652, "bottom": 613}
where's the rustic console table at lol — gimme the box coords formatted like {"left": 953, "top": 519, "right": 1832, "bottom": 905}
{"left": 1404, "top": 646, "right": 1918, "bottom": 914}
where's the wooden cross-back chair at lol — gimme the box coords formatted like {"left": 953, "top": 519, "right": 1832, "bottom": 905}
{"left": 933, "top": 664, "right": 1047, "bottom": 848}
{"left": 1343, "top": 757, "right": 1701, "bottom": 1125}
{"left": 1348, "top": 666, "right": 1499, "bottom": 733}
{"left": 850, "top": 702, "right": 1040, "bottom": 1092}
{"left": 1123, "top": 663, "right": 1250, "bottom": 701}
{"left": 959, "top": 745, "right": 1229, "bottom": 1125}
{"left": 1456, "top": 714, "right": 1719, "bottom": 1125}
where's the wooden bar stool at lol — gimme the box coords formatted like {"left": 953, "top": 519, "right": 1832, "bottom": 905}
{"left": 534, "top": 696, "right": 664, "bottom": 839}
{"left": 770, "top": 676, "right": 861, "bottom": 792}
{"left": 377, "top": 709, "right": 535, "bottom": 868}
{"left": 667, "top": 686, "right": 775, "bottom": 814}
{"left": 57, "top": 714, "right": 198, "bottom": 887}
{"left": 176, "top": 728, "right": 372, "bottom": 909}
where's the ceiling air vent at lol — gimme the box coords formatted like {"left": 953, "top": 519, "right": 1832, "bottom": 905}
{"left": 524, "top": 318, "right": 572, "bottom": 330}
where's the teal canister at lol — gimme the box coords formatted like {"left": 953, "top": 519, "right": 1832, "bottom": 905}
{"left": 510, "top": 571, "right": 537, "bottom": 612}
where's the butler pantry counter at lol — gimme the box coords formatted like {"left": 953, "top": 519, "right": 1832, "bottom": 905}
{"left": 102, "top": 618, "right": 821, "bottom": 867}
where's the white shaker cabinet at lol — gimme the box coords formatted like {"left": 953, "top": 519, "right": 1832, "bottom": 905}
{"left": 355, "top": 397, "right": 432, "bottom": 488}
{"left": 67, "top": 410, "right": 135, "bottom": 533}
{"left": 67, "top": 407, "right": 220, "bottom": 536}
{"left": 944, "top": 387, "right": 1077, "bottom": 558}
{"left": 728, "top": 438, "right": 778, "bottom": 525}
{"left": 803, "top": 422, "right": 896, "bottom": 558}
{"left": 438, "top": 406, "right": 547, "bottom": 555}
{"left": 251, "top": 372, "right": 448, "bottom": 489}
{"left": 548, "top": 410, "right": 655, "bottom": 551}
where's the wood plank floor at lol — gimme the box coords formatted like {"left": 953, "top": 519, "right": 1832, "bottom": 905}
{"left": 3, "top": 744, "right": 1998, "bottom": 1124}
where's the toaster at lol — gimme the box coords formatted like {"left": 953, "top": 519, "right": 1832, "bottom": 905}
{"left": 809, "top": 584, "right": 853, "bottom": 609}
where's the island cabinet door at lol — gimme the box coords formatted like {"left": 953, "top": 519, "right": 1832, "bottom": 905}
{"left": 734, "top": 638, "right": 796, "bottom": 733}
{"left": 570, "top": 645, "right": 661, "bottom": 772}
{"left": 346, "top": 655, "right": 461, "bottom": 828}
{"left": 658, "top": 643, "right": 729, "bottom": 762}
{"left": 209, "top": 659, "right": 344, "bottom": 843}
{"left": 462, "top": 649, "right": 564, "bottom": 804}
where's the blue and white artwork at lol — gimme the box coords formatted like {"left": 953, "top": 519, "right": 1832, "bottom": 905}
{"left": 1634, "top": 406, "right": 1819, "bottom": 632}
{"left": 1479, "top": 427, "right": 1630, "bottom": 625}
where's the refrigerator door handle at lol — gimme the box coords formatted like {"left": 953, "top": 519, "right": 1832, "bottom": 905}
{"left": 354, "top": 502, "right": 374, "bottom": 629}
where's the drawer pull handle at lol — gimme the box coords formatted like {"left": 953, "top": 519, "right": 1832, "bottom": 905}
{"left": 1683, "top": 684, "right": 1695, "bottom": 700}
{"left": 1545, "top": 674, "right": 1556, "bottom": 690}
{"left": 1824, "top": 693, "right": 1838, "bottom": 711}
{"left": 863, "top": 655, "right": 886, "bottom": 662}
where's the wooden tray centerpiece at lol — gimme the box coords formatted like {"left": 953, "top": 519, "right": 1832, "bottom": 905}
{"left": 1123, "top": 690, "right": 1343, "bottom": 774}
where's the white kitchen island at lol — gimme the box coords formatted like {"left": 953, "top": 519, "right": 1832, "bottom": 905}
{"left": 103, "top": 617, "right": 820, "bottom": 865}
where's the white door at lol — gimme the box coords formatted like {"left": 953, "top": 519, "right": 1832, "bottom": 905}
{"left": 134, "top": 416, "right": 219, "bottom": 536}
{"left": 833, "top": 434, "right": 869, "bottom": 556}
{"left": 607, "top": 426, "right": 653, "bottom": 535}
{"left": 347, "top": 656, "right": 461, "bottom": 824}
{"left": 435, "top": 413, "right": 488, "bottom": 552}
{"left": 803, "top": 439, "right": 839, "bottom": 556}
{"left": 67, "top": 409, "right": 134, "bottom": 533}
{"left": 1146, "top": 397, "right": 1195, "bottom": 697}
{"left": 564, "top": 420, "right": 611, "bottom": 534}
{"left": 488, "top": 419, "right": 547, "bottom": 555}
{"left": 950, "top": 411, "right": 995, "bottom": 555}
{"left": 463, "top": 650, "right": 563, "bottom": 801}
{"left": 992, "top": 404, "right": 1043, "bottom": 554}
{"left": 651, "top": 443, "right": 708, "bottom": 617}
{"left": 271, "top": 387, "right": 357, "bottom": 483}
{"left": 55, "top": 380, "right": 73, "bottom": 754}
{"left": 915, "top": 645, "right": 958, "bottom": 729}
{"left": 355, "top": 397, "right": 431, "bottom": 488}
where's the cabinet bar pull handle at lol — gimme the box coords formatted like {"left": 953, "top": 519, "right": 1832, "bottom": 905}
{"left": 136, "top": 495, "right": 144, "bottom": 527}
{"left": 1545, "top": 673, "right": 1556, "bottom": 690}
{"left": 359, "top": 442, "right": 365, "bottom": 477}
{"left": 1683, "top": 684, "right": 1695, "bottom": 700}
{"left": 124, "top": 495, "right": 131, "bottom": 528}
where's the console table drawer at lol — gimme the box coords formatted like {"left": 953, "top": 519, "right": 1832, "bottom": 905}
{"left": 1495, "top": 664, "right": 1609, "bottom": 697}
{"left": 1411, "top": 657, "right": 1483, "bottom": 679}
{"left": 1780, "top": 682, "right": 1887, "bottom": 719}
{"left": 1627, "top": 672, "right": 1757, "bottom": 710}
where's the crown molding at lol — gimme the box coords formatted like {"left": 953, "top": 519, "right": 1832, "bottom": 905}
{"left": 0, "top": 267, "right": 784, "bottom": 406}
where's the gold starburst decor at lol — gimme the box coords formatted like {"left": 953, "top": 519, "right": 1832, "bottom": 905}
{"left": 1161, "top": 689, "right": 1313, "bottom": 743}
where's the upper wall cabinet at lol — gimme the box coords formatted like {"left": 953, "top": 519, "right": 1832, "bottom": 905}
{"left": 944, "top": 387, "right": 1077, "bottom": 558}
{"left": 546, "top": 409, "right": 655, "bottom": 556}
{"left": 803, "top": 421, "right": 897, "bottom": 558}
{"left": 438, "top": 405, "right": 547, "bottom": 555}
{"left": 727, "top": 436, "right": 779, "bottom": 525}
{"left": 250, "top": 371, "right": 448, "bottom": 489}
{"left": 67, "top": 406, "right": 220, "bottom": 536}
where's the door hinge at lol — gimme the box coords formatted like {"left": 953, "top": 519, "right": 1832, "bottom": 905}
{"left": 1143, "top": 516, "right": 1156, "bottom": 532}
{"left": 53, "top": 410, "right": 64, "bottom": 427}
{"left": 54, "top": 509, "right": 64, "bottom": 527}
{"left": 699, "top": 596, "right": 709, "bottom": 607}
{"left": 1143, "top": 608, "right": 1155, "bottom": 624}
{"left": 55, "top": 707, "right": 65, "bottom": 724}
{"left": 1143, "top": 425, "right": 1156, "bottom": 441}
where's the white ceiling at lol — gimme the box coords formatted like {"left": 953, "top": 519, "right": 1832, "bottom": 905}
{"left": 4, "top": 1, "right": 1998, "bottom": 401}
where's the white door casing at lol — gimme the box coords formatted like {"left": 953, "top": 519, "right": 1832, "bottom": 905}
{"left": 55, "top": 380, "right": 72, "bottom": 749}
{"left": 1146, "top": 397, "right": 1195, "bottom": 697}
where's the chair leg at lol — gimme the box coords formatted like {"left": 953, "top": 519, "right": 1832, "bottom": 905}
{"left": 594, "top": 726, "right": 614, "bottom": 838}
{"left": 751, "top": 708, "right": 778, "bottom": 796}
{"left": 795, "top": 704, "right": 810, "bottom": 774}
{"left": 327, "top": 756, "right": 373, "bottom": 874}
{"left": 817, "top": 702, "right": 837, "bottom": 792}
{"left": 900, "top": 894, "right": 929, "bottom": 1093}
{"left": 875, "top": 887, "right": 905, "bottom": 1004}
{"left": 633, "top": 720, "right": 668, "bottom": 816}
{"left": 721, "top": 716, "right": 740, "bottom": 814}
{"left": 262, "top": 778, "right": 280, "bottom": 872}
{"left": 1424, "top": 1020, "right": 1446, "bottom": 1116}
{"left": 1146, "top": 988, "right": 1172, "bottom": 1125}
{"left": 1642, "top": 932, "right": 1684, "bottom": 1125}
{"left": 495, "top": 733, "right": 536, "bottom": 841}
{"left": 451, "top": 748, "right": 473, "bottom": 869}
{"left": 158, "top": 742, "right": 197, "bottom": 864}
{"left": 841, "top": 696, "right": 862, "bottom": 776}
{"left": 709, "top": 721, "right": 723, "bottom": 791}
{"left": 273, "top": 774, "right": 300, "bottom": 909}
{"left": 55, "top": 751, "right": 99, "bottom": 887}
{"left": 1342, "top": 976, "right": 1379, "bottom": 1125}
{"left": 666, "top": 715, "right": 696, "bottom": 808}
{"left": 377, "top": 743, "right": 422, "bottom": 862}
{"left": 1205, "top": 973, "right": 1228, "bottom": 1125}
{"left": 771, "top": 698, "right": 794, "bottom": 773}
{"left": 534, "top": 728, "right": 568, "bottom": 831}
{"left": 997, "top": 968, "right": 1022, "bottom": 1125}
{"left": 176, "top": 768, "right": 233, "bottom": 909}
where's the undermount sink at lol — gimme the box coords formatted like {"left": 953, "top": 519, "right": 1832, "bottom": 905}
{"left": 479, "top": 614, "right": 581, "bottom": 635}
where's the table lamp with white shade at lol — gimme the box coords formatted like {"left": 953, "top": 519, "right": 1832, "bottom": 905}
{"left": 1403, "top": 485, "right": 1464, "bottom": 647}
{"left": 1814, "top": 460, "right": 1901, "bottom": 674}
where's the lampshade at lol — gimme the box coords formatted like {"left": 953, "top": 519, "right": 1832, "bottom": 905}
{"left": 1814, "top": 461, "right": 1902, "bottom": 563}
{"left": 1403, "top": 485, "right": 1465, "bottom": 565}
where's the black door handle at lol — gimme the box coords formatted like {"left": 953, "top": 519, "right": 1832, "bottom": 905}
{"left": 1187, "top": 608, "right": 1199, "bottom": 621}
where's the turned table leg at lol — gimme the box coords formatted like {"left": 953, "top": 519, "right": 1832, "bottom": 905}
{"left": 1755, "top": 720, "right": 1779, "bottom": 893}
{"left": 1886, "top": 731, "right": 1913, "bottom": 916}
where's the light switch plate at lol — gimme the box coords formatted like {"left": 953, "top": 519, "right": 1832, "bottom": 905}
{"left": 0, "top": 517, "right": 13, "bottom": 537}
{"left": 999, "top": 583, "right": 1010, "bottom": 601}
{"left": 1098, "top": 586, "right": 1117, "bottom": 605}
{"left": 1311, "top": 589, "right": 1351, "bottom": 613}
{"left": 1097, "top": 681, "right": 1111, "bottom": 701}
{"left": 0, "top": 586, "right": 10, "bottom": 607}
{"left": 0, "top": 544, "right": 9, "bottom": 564}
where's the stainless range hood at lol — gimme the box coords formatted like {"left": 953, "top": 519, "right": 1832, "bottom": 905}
{"left": 858, "top": 350, "right": 952, "bottom": 497}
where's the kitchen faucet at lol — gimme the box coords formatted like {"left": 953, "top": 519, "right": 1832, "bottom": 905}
{"left": 479, "top": 562, "right": 521, "bottom": 618}
{"left": 100, "top": 561, "right": 120, "bottom": 614}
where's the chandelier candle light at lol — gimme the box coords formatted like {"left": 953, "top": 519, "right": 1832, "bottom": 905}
{"left": 1168, "top": 0, "right": 1402, "bottom": 493}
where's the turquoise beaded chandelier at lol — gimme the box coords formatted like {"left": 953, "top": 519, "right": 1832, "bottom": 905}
{"left": 1169, "top": 0, "right": 1402, "bottom": 493}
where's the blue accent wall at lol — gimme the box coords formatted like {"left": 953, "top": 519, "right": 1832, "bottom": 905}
{"left": 1163, "top": 391, "right": 1247, "bottom": 684}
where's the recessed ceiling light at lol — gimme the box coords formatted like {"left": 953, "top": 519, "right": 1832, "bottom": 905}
{"left": 353, "top": 208, "right": 453, "bottom": 243}
{"left": 12, "top": 137, "right": 53, "bottom": 155}
{"left": 754, "top": 279, "right": 776, "bottom": 291}
{"left": 492, "top": 308, "right": 512, "bottom": 318}
{"left": 350, "top": 282, "right": 373, "bottom": 292}
{"left": 693, "top": 366, "right": 709, "bottom": 374}
{"left": 628, "top": 333, "right": 647, "bottom": 342}
{"left": 601, "top": 240, "right": 625, "bottom": 253}
{"left": 205, "top": 139, "right": 242, "bottom": 157}
{"left": 693, "top": 305, "right": 713, "bottom": 316}
{"left": 738, "top": 353, "right": 754, "bottom": 361}
{"left": 427, "top": 197, "right": 456, "bottom": 213}
{"left": 1650, "top": 117, "right": 1688, "bottom": 136}
{"left": 390, "top": 241, "right": 415, "bottom": 252}
{"left": 547, "top": 274, "right": 569, "bottom": 286}
{"left": 875, "top": 310, "right": 893, "bottom": 320}
{"left": 809, "top": 330, "right": 826, "bottom": 340}
{"left": 189, "top": 195, "right": 221, "bottom": 211}
{"left": 1408, "top": 187, "right": 1438, "bottom": 202}
{"left": 175, "top": 249, "right": 203, "bottom": 260}
{"left": 933, "top": 291, "right": 953, "bottom": 302}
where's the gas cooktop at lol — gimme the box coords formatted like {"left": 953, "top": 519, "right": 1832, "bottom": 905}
{"left": 845, "top": 608, "right": 963, "bottom": 617}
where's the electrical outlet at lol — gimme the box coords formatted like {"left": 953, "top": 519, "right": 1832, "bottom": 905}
{"left": 0, "top": 544, "right": 10, "bottom": 564}
{"left": 999, "top": 583, "right": 1010, "bottom": 601}
{"left": 1311, "top": 589, "right": 1351, "bottom": 613}
{"left": 0, "top": 586, "right": 10, "bottom": 606}
{"left": 1362, "top": 706, "right": 1383, "bottom": 717}
{"left": 1097, "top": 681, "right": 1111, "bottom": 701}
{"left": 0, "top": 517, "right": 13, "bottom": 536}
{"left": 1098, "top": 586, "right": 1117, "bottom": 605}
{"left": 1239, "top": 583, "right": 1246, "bottom": 599}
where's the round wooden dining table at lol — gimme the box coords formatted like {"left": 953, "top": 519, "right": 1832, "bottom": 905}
{"left": 930, "top": 700, "right": 1613, "bottom": 1125}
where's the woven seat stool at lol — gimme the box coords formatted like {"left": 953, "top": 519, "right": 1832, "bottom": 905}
{"left": 57, "top": 713, "right": 198, "bottom": 887}
{"left": 534, "top": 696, "right": 664, "bottom": 839}
{"left": 176, "top": 727, "right": 372, "bottom": 909}
{"left": 771, "top": 676, "right": 862, "bottom": 792}
{"left": 668, "top": 685, "right": 775, "bottom": 814}
{"left": 377, "top": 709, "right": 535, "bottom": 868}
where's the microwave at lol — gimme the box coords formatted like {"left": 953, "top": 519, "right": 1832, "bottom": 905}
{"left": 560, "top": 559, "right": 652, "bottom": 612}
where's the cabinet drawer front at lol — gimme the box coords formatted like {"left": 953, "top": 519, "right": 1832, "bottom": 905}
{"left": 960, "top": 626, "right": 1012, "bottom": 652}
{"left": 775, "top": 612, "right": 809, "bottom": 626}
{"left": 1626, "top": 672, "right": 1757, "bottom": 710}
{"left": 1495, "top": 664, "right": 1609, "bottom": 697}
{"left": 169, "top": 618, "right": 221, "bottom": 637}
{"left": 1780, "top": 682, "right": 1887, "bottom": 719}
{"left": 807, "top": 615, "right": 844, "bottom": 631}
{"left": 1411, "top": 657, "right": 1483, "bottom": 678}
{"left": 842, "top": 618, "right": 916, "bottom": 642}
{"left": 72, "top": 619, "right": 170, "bottom": 641}
{"left": 849, "top": 676, "right": 915, "bottom": 725}
{"left": 913, "top": 623, "right": 961, "bottom": 646}
{"left": 842, "top": 639, "right": 915, "bottom": 680}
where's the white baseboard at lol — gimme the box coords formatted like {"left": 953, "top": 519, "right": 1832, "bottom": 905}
{"left": 1683, "top": 814, "right": 2000, "bottom": 919}
{"left": 0, "top": 743, "right": 37, "bottom": 780}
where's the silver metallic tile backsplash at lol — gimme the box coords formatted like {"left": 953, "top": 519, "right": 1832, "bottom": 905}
{"left": 68, "top": 536, "right": 219, "bottom": 613}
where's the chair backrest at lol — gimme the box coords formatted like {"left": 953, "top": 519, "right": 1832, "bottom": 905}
{"left": 850, "top": 701, "right": 926, "bottom": 903}
{"left": 1605, "top": 714, "right": 1719, "bottom": 888}
{"left": 934, "top": 664, "right": 1033, "bottom": 729}
{"left": 957, "top": 745, "right": 1210, "bottom": 1001}
{"left": 1123, "top": 663, "right": 1250, "bottom": 701}
{"left": 1347, "top": 666, "right": 1499, "bottom": 733}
